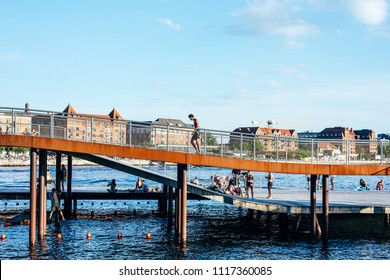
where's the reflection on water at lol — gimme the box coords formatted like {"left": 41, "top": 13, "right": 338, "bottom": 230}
{"left": 1, "top": 166, "right": 390, "bottom": 260}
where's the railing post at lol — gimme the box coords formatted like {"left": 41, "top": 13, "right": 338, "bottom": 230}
{"left": 91, "top": 117, "right": 94, "bottom": 142}
{"left": 11, "top": 108, "right": 15, "bottom": 134}
{"left": 203, "top": 129, "right": 207, "bottom": 155}
{"left": 155, "top": 127, "right": 158, "bottom": 149}
{"left": 253, "top": 136, "right": 256, "bottom": 160}
{"left": 221, "top": 134, "right": 224, "bottom": 157}
{"left": 50, "top": 112, "right": 54, "bottom": 138}
{"left": 128, "top": 121, "right": 132, "bottom": 147}
{"left": 316, "top": 140, "right": 319, "bottom": 163}
{"left": 240, "top": 133, "right": 243, "bottom": 159}
{"left": 187, "top": 131, "right": 191, "bottom": 153}
{"left": 166, "top": 125, "right": 169, "bottom": 151}
{"left": 311, "top": 139, "right": 314, "bottom": 164}
{"left": 380, "top": 139, "right": 384, "bottom": 165}
{"left": 285, "top": 139, "right": 288, "bottom": 162}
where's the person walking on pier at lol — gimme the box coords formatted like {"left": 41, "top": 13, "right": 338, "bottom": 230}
{"left": 243, "top": 170, "right": 254, "bottom": 198}
{"left": 188, "top": 114, "right": 201, "bottom": 154}
{"left": 49, "top": 188, "right": 65, "bottom": 221}
{"left": 266, "top": 172, "right": 275, "bottom": 199}
{"left": 330, "top": 175, "right": 335, "bottom": 190}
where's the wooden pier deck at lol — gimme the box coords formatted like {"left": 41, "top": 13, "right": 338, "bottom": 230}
{"left": 1, "top": 186, "right": 389, "bottom": 215}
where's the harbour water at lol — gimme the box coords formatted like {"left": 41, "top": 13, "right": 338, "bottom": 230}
{"left": 0, "top": 165, "right": 389, "bottom": 260}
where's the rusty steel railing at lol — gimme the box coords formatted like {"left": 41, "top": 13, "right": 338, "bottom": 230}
{"left": 0, "top": 106, "right": 389, "bottom": 165}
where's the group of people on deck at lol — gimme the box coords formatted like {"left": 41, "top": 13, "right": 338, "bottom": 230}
{"left": 206, "top": 170, "right": 274, "bottom": 199}
{"left": 359, "top": 178, "right": 385, "bottom": 191}
{"left": 106, "top": 177, "right": 156, "bottom": 193}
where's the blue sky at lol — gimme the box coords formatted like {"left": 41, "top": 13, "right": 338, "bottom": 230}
{"left": 1, "top": 0, "right": 389, "bottom": 133}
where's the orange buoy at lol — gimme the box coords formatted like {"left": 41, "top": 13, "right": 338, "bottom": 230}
{"left": 146, "top": 232, "right": 151, "bottom": 239}
{"left": 1, "top": 234, "right": 6, "bottom": 240}
{"left": 86, "top": 232, "right": 92, "bottom": 239}
{"left": 118, "top": 233, "right": 123, "bottom": 239}
{"left": 57, "top": 233, "right": 62, "bottom": 239}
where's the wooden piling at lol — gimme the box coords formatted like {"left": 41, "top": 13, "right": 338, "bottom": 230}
{"left": 322, "top": 175, "right": 329, "bottom": 238}
{"left": 310, "top": 174, "right": 317, "bottom": 236}
{"left": 29, "top": 148, "right": 37, "bottom": 247}
{"left": 55, "top": 153, "right": 61, "bottom": 192}
{"left": 168, "top": 185, "right": 173, "bottom": 228}
{"left": 38, "top": 149, "right": 47, "bottom": 240}
{"left": 65, "top": 155, "right": 73, "bottom": 219}
{"left": 179, "top": 164, "right": 187, "bottom": 243}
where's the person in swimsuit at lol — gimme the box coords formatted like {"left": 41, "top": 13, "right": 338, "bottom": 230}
{"left": 188, "top": 114, "right": 201, "bottom": 154}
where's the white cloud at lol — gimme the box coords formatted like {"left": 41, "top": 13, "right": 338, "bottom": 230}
{"left": 232, "top": 0, "right": 318, "bottom": 47}
{"left": 157, "top": 18, "right": 181, "bottom": 31}
{"left": 0, "top": 53, "right": 21, "bottom": 62}
{"left": 344, "top": 0, "right": 388, "bottom": 26}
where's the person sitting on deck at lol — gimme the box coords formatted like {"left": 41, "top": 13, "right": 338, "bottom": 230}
{"left": 226, "top": 179, "right": 243, "bottom": 197}
{"left": 376, "top": 179, "right": 385, "bottom": 190}
{"left": 107, "top": 179, "right": 117, "bottom": 193}
{"left": 135, "top": 177, "right": 145, "bottom": 192}
{"left": 211, "top": 175, "right": 229, "bottom": 190}
{"left": 359, "top": 179, "right": 369, "bottom": 190}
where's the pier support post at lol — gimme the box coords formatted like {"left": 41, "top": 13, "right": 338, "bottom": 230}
{"left": 175, "top": 181, "right": 182, "bottom": 238}
{"left": 55, "top": 153, "right": 61, "bottom": 193}
{"left": 176, "top": 164, "right": 188, "bottom": 243}
{"left": 310, "top": 174, "right": 317, "bottom": 236}
{"left": 168, "top": 185, "right": 173, "bottom": 229}
{"left": 65, "top": 155, "right": 73, "bottom": 219}
{"left": 38, "top": 149, "right": 47, "bottom": 240}
{"left": 161, "top": 185, "right": 168, "bottom": 217}
{"left": 29, "top": 148, "right": 37, "bottom": 247}
{"left": 385, "top": 214, "right": 390, "bottom": 226}
{"left": 322, "top": 175, "right": 329, "bottom": 238}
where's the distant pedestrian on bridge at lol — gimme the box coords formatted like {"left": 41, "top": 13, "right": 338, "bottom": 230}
{"left": 188, "top": 114, "right": 201, "bottom": 154}
{"left": 266, "top": 172, "right": 275, "bottom": 199}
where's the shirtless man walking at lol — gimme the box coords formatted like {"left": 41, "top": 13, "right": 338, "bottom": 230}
{"left": 188, "top": 114, "right": 201, "bottom": 154}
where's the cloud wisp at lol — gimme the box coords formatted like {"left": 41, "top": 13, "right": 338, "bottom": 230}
{"left": 157, "top": 18, "right": 182, "bottom": 31}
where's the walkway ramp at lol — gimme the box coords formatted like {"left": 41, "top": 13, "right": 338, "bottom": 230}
{"left": 66, "top": 153, "right": 287, "bottom": 213}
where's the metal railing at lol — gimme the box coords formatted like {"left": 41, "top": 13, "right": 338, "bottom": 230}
{"left": 0, "top": 106, "right": 389, "bottom": 165}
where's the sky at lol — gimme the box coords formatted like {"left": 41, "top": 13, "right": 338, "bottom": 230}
{"left": 1, "top": 0, "right": 390, "bottom": 133}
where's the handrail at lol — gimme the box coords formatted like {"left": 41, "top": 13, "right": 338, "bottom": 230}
{"left": 0, "top": 106, "right": 389, "bottom": 165}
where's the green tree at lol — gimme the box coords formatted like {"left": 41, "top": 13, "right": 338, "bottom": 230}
{"left": 206, "top": 134, "right": 218, "bottom": 146}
